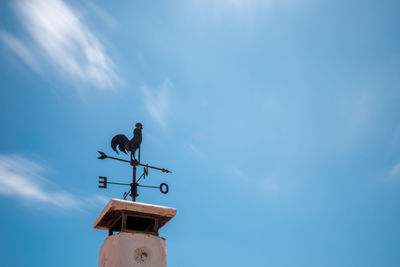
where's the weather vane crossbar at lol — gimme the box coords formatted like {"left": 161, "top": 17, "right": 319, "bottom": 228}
{"left": 97, "top": 122, "right": 171, "bottom": 202}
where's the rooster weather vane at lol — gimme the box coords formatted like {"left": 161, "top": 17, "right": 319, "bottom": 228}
{"left": 97, "top": 122, "right": 171, "bottom": 202}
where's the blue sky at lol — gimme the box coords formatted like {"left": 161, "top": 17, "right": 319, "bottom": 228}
{"left": 1, "top": 0, "right": 400, "bottom": 266}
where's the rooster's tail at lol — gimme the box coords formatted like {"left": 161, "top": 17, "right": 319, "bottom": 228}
{"left": 111, "top": 134, "right": 129, "bottom": 154}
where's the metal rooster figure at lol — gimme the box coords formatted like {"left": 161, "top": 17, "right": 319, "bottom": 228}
{"left": 111, "top": 122, "right": 143, "bottom": 162}
{"left": 97, "top": 122, "right": 171, "bottom": 202}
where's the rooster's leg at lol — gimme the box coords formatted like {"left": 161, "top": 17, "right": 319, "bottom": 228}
{"left": 130, "top": 149, "right": 137, "bottom": 162}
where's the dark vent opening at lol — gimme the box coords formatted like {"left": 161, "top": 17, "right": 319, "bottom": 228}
{"left": 126, "top": 216, "right": 155, "bottom": 231}
{"left": 109, "top": 214, "right": 157, "bottom": 233}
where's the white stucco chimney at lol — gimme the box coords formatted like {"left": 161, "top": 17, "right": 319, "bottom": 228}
{"left": 94, "top": 199, "right": 176, "bottom": 267}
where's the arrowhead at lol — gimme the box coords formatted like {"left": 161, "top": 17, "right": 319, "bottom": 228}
{"left": 97, "top": 151, "right": 107, "bottom": 160}
{"left": 162, "top": 168, "right": 172, "bottom": 173}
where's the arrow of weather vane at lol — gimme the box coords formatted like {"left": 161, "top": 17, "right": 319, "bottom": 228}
{"left": 97, "top": 122, "right": 171, "bottom": 202}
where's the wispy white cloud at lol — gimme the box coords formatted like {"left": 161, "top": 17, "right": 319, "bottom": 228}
{"left": 84, "top": 0, "right": 118, "bottom": 29}
{"left": 0, "top": 31, "right": 43, "bottom": 75}
{"left": 141, "top": 80, "right": 172, "bottom": 128}
{"left": 185, "top": 143, "right": 206, "bottom": 159}
{"left": 0, "top": 154, "right": 106, "bottom": 210}
{"left": 228, "top": 166, "right": 281, "bottom": 194}
{"left": 229, "top": 166, "right": 249, "bottom": 181}
{"left": 260, "top": 175, "right": 279, "bottom": 193}
{"left": 389, "top": 162, "right": 400, "bottom": 180}
{"left": 221, "top": 0, "right": 259, "bottom": 8}
{"left": 1, "top": 0, "right": 117, "bottom": 90}
{"left": 192, "top": 0, "right": 276, "bottom": 17}
{"left": 343, "top": 90, "right": 374, "bottom": 138}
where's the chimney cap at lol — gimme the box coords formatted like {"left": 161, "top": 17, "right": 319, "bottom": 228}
{"left": 94, "top": 199, "right": 176, "bottom": 232}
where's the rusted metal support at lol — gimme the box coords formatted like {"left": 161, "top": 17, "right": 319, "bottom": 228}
{"left": 121, "top": 212, "right": 127, "bottom": 231}
{"left": 154, "top": 218, "right": 159, "bottom": 235}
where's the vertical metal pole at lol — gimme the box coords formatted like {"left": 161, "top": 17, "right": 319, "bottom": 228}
{"left": 132, "top": 164, "right": 136, "bottom": 202}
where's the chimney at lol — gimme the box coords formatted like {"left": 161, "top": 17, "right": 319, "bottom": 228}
{"left": 94, "top": 199, "right": 176, "bottom": 267}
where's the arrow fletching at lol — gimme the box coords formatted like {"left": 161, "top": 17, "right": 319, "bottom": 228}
{"left": 97, "top": 151, "right": 107, "bottom": 160}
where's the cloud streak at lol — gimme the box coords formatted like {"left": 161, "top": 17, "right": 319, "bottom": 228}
{"left": 389, "top": 162, "right": 400, "bottom": 179}
{"left": 141, "top": 80, "right": 172, "bottom": 128}
{"left": 228, "top": 166, "right": 282, "bottom": 195}
{"left": 84, "top": 0, "right": 118, "bottom": 29}
{"left": 229, "top": 166, "right": 249, "bottom": 181}
{"left": 0, "top": 154, "right": 106, "bottom": 210}
{"left": 185, "top": 143, "right": 206, "bottom": 159}
{"left": 0, "top": 31, "right": 43, "bottom": 75}
{"left": 1, "top": 0, "right": 117, "bottom": 90}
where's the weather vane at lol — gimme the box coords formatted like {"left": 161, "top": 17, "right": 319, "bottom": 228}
{"left": 97, "top": 122, "right": 171, "bottom": 202}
